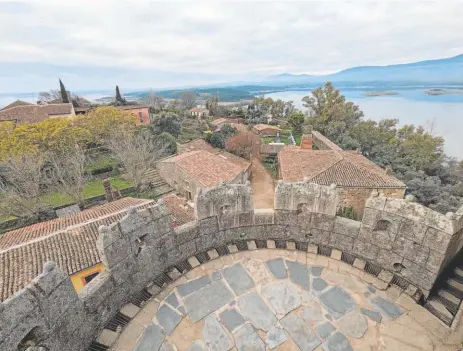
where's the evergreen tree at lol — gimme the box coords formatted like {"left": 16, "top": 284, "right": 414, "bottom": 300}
{"left": 115, "top": 85, "right": 124, "bottom": 103}
{"left": 59, "top": 79, "right": 69, "bottom": 103}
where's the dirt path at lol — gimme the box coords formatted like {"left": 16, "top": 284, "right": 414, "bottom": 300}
{"left": 250, "top": 157, "right": 275, "bottom": 209}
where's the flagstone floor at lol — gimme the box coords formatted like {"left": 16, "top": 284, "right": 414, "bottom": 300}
{"left": 108, "top": 249, "right": 460, "bottom": 351}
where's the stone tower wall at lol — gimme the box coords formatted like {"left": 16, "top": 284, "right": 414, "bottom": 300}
{"left": 1, "top": 181, "right": 463, "bottom": 351}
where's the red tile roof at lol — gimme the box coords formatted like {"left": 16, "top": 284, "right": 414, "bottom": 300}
{"left": 0, "top": 100, "right": 33, "bottom": 111}
{"left": 0, "top": 103, "right": 73, "bottom": 124}
{"left": 116, "top": 105, "right": 149, "bottom": 110}
{"left": 253, "top": 124, "right": 282, "bottom": 132}
{"left": 0, "top": 198, "right": 153, "bottom": 301}
{"left": 163, "top": 194, "right": 195, "bottom": 226}
{"left": 278, "top": 147, "right": 405, "bottom": 188}
{"left": 162, "top": 150, "right": 250, "bottom": 188}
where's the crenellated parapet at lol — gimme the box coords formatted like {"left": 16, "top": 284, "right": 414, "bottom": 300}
{"left": 2, "top": 181, "right": 463, "bottom": 350}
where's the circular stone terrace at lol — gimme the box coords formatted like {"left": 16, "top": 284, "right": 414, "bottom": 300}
{"left": 98, "top": 249, "right": 456, "bottom": 351}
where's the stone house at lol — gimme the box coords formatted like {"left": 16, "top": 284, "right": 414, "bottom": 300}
{"left": 0, "top": 102, "right": 75, "bottom": 125}
{"left": 190, "top": 107, "right": 210, "bottom": 119}
{"left": 116, "top": 105, "right": 150, "bottom": 125}
{"left": 157, "top": 149, "right": 251, "bottom": 201}
{"left": 278, "top": 132, "right": 406, "bottom": 217}
{"left": 0, "top": 196, "right": 193, "bottom": 301}
{"left": 252, "top": 123, "right": 282, "bottom": 136}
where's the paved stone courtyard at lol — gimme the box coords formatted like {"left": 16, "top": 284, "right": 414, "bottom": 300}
{"left": 108, "top": 250, "right": 459, "bottom": 351}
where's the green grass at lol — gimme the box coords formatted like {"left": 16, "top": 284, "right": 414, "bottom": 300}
{"left": 42, "top": 176, "right": 134, "bottom": 207}
{"left": 0, "top": 215, "right": 15, "bottom": 223}
{"left": 86, "top": 154, "right": 117, "bottom": 172}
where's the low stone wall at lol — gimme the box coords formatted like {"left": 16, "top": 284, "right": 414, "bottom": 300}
{"left": 1, "top": 181, "right": 463, "bottom": 350}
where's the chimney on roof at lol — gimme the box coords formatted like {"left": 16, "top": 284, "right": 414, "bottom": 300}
{"left": 300, "top": 124, "right": 313, "bottom": 150}
{"left": 103, "top": 179, "right": 114, "bottom": 202}
{"left": 384, "top": 166, "right": 393, "bottom": 175}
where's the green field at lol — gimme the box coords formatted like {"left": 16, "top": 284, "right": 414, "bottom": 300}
{"left": 41, "top": 176, "right": 133, "bottom": 207}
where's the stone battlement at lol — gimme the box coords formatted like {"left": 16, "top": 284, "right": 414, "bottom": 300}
{"left": 1, "top": 180, "right": 463, "bottom": 350}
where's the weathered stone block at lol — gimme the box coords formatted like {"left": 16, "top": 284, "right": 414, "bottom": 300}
{"left": 31, "top": 263, "right": 69, "bottom": 296}
{"left": 311, "top": 213, "right": 335, "bottom": 231}
{"left": 358, "top": 224, "right": 396, "bottom": 250}
{"left": 361, "top": 209, "right": 402, "bottom": 234}
{"left": 253, "top": 209, "right": 274, "bottom": 225}
{"left": 307, "top": 244, "right": 318, "bottom": 254}
{"left": 378, "top": 270, "right": 394, "bottom": 284}
{"left": 392, "top": 236, "right": 429, "bottom": 266}
{"left": 364, "top": 195, "right": 387, "bottom": 211}
{"left": 400, "top": 259, "right": 435, "bottom": 292}
{"left": 118, "top": 207, "right": 160, "bottom": 235}
{"left": 352, "top": 258, "right": 366, "bottom": 270}
{"left": 333, "top": 217, "right": 361, "bottom": 237}
{"left": 286, "top": 241, "right": 296, "bottom": 250}
{"left": 188, "top": 256, "right": 200, "bottom": 268}
{"left": 79, "top": 272, "right": 114, "bottom": 312}
{"left": 207, "top": 249, "right": 219, "bottom": 260}
{"left": 267, "top": 240, "right": 276, "bottom": 249}
{"left": 423, "top": 227, "right": 452, "bottom": 254}
{"left": 308, "top": 228, "right": 330, "bottom": 246}
{"left": 247, "top": 240, "right": 257, "bottom": 250}
{"left": 352, "top": 239, "right": 379, "bottom": 261}
{"left": 297, "top": 211, "right": 312, "bottom": 230}
{"left": 329, "top": 233, "right": 354, "bottom": 252}
{"left": 426, "top": 249, "right": 445, "bottom": 274}
{"left": 198, "top": 217, "right": 219, "bottom": 236}
{"left": 174, "top": 221, "right": 199, "bottom": 246}
{"left": 375, "top": 249, "right": 404, "bottom": 271}
{"left": 274, "top": 210, "right": 298, "bottom": 226}
{"left": 100, "top": 234, "right": 133, "bottom": 268}
{"left": 397, "top": 219, "right": 428, "bottom": 244}
{"left": 195, "top": 231, "right": 226, "bottom": 252}
{"left": 228, "top": 244, "right": 239, "bottom": 253}
{"left": 330, "top": 248, "right": 342, "bottom": 261}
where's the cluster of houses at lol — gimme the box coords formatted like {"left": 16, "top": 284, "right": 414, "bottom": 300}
{"left": 0, "top": 98, "right": 407, "bottom": 301}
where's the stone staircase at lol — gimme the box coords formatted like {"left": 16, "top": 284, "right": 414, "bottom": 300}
{"left": 424, "top": 264, "right": 463, "bottom": 326}
{"left": 143, "top": 169, "right": 175, "bottom": 199}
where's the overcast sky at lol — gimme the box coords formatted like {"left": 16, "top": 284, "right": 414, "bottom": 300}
{"left": 0, "top": 0, "right": 462, "bottom": 93}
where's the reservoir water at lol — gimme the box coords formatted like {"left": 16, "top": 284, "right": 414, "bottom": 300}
{"left": 266, "top": 89, "right": 463, "bottom": 158}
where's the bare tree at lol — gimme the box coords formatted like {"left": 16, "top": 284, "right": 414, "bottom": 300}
{"left": 105, "top": 129, "right": 166, "bottom": 194}
{"left": 180, "top": 91, "right": 196, "bottom": 109}
{"left": 145, "top": 92, "right": 165, "bottom": 111}
{"left": 47, "top": 145, "right": 90, "bottom": 208}
{"left": 0, "top": 154, "right": 48, "bottom": 220}
{"left": 37, "top": 89, "right": 60, "bottom": 104}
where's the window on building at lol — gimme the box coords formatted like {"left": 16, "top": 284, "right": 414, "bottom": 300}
{"left": 83, "top": 272, "right": 100, "bottom": 285}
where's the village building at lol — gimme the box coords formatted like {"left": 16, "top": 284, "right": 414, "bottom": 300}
{"left": 0, "top": 195, "right": 194, "bottom": 301}
{"left": 278, "top": 131, "right": 406, "bottom": 217}
{"left": 157, "top": 148, "right": 251, "bottom": 201}
{"left": 0, "top": 102, "right": 75, "bottom": 125}
{"left": 252, "top": 123, "right": 282, "bottom": 136}
{"left": 189, "top": 107, "right": 209, "bottom": 119}
{"left": 116, "top": 104, "right": 150, "bottom": 125}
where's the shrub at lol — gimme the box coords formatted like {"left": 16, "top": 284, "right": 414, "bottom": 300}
{"left": 160, "top": 132, "right": 177, "bottom": 155}
{"left": 209, "top": 132, "right": 225, "bottom": 149}
{"left": 336, "top": 206, "right": 358, "bottom": 220}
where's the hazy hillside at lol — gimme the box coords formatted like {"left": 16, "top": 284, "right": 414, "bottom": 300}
{"left": 262, "top": 54, "right": 463, "bottom": 85}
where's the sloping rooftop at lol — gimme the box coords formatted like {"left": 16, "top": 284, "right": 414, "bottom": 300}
{"left": 253, "top": 124, "right": 282, "bottom": 131}
{"left": 162, "top": 150, "right": 250, "bottom": 188}
{"left": 116, "top": 105, "right": 149, "bottom": 110}
{"left": 0, "top": 99, "right": 33, "bottom": 111}
{"left": 211, "top": 117, "right": 229, "bottom": 126}
{"left": 279, "top": 146, "right": 405, "bottom": 188}
{"left": 0, "top": 197, "right": 154, "bottom": 301}
{"left": 163, "top": 194, "right": 195, "bottom": 227}
{"left": 0, "top": 103, "right": 73, "bottom": 123}
{"left": 190, "top": 107, "right": 208, "bottom": 112}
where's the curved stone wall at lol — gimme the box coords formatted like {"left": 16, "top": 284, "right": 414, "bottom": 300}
{"left": 1, "top": 181, "right": 463, "bottom": 351}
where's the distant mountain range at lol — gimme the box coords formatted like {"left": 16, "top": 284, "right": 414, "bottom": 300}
{"left": 261, "top": 54, "right": 463, "bottom": 86}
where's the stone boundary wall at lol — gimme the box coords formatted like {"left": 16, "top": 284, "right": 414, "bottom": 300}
{"left": 1, "top": 181, "right": 463, "bottom": 351}
{"left": 312, "top": 131, "right": 343, "bottom": 151}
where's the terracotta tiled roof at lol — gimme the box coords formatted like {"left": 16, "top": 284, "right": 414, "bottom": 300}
{"left": 0, "top": 197, "right": 154, "bottom": 301}
{"left": 178, "top": 139, "right": 217, "bottom": 154}
{"left": 0, "top": 100, "right": 33, "bottom": 111}
{"left": 190, "top": 107, "right": 207, "bottom": 112}
{"left": 162, "top": 150, "right": 249, "bottom": 188}
{"left": 163, "top": 194, "right": 195, "bottom": 227}
{"left": 253, "top": 124, "right": 281, "bottom": 132}
{"left": 278, "top": 147, "right": 405, "bottom": 188}
{"left": 0, "top": 103, "right": 73, "bottom": 124}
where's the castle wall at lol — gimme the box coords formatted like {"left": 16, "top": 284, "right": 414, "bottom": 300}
{"left": 1, "top": 181, "right": 462, "bottom": 351}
